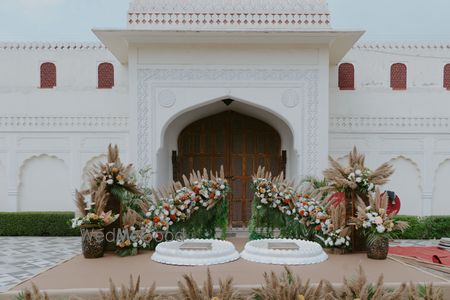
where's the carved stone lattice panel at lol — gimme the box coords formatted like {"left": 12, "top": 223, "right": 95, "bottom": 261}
{"left": 137, "top": 68, "right": 319, "bottom": 178}
{"left": 128, "top": 0, "right": 330, "bottom": 30}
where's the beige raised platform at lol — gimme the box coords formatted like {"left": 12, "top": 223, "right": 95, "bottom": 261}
{"left": 3, "top": 238, "right": 450, "bottom": 298}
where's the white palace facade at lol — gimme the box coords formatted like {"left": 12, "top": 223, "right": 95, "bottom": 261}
{"left": 1, "top": 0, "right": 450, "bottom": 221}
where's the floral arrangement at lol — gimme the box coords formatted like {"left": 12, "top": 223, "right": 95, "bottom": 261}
{"left": 293, "top": 196, "right": 330, "bottom": 235}
{"left": 114, "top": 168, "right": 230, "bottom": 255}
{"left": 71, "top": 211, "right": 118, "bottom": 229}
{"left": 250, "top": 167, "right": 338, "bottom": 242}
{"left": 89, "top": 145, "right": 142, "bottom": 197}
{"left": 324, "top": 229, "right": 351, "bottom": 249}
{"left": 72, "top": 184, "right": 119, "bottom": 229}
{"left": 322, "top": 147, "right": 394, "bottom": 200}
{"left": 351, "top": 189, "right": 408, "bottom": 246}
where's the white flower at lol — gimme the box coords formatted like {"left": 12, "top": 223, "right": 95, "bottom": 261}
{"left": 145, "top": 212, "right": 151, "bottom": 217}
{"left": 118, "top": 180, "right": 125, "bottom": 185}
{"left": 130, "top": 226, "right": 135, "bottom": 231}
{"left": 348, "top": 172, "right": 355, "bottom": 179}
{"left": 261, "top": 198, "right": 268, "bottom": 204}
{"left": 162, "top": 226, "right": 167, "bottom": 231}
{"left": 132, "top": 242, "right": 138, "bottom": 248}
{"left": 256, "top": 205, "right": 262, "bottom": 209}
{"left": 142, "top": 243, "right": 147, "bottom": 248}
{"left": 215, "top": 190, "right": 221, "bottom": 196}
{"left": 369, "top": 183, "right": 375, "bottom": 190}
{"left": 355, "top": 177, "right": 362, "bottom": 183}
{"left": 108, "top": 163, "right": 115, "bottom": 167}
{"left": 220, "top": 184, "right": 225, "bottom": 190}
{"left": 106, "top": 179, "right": 114, "bottom": 185}
{"left": 376, "top": 225, "right": 386, "bottom": 233}
{"left": 355, "top": 169, "right": 362, "bottom": 176}
{"left": 363, "top": 221, "right": 371, "bottom": 228}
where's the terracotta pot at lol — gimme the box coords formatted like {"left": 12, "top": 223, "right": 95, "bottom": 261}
{"left": 80, "top": 226, "right": 105, "bottom": 258}
{"left": 367, "top": 236, "right": 389, "bottom": 260}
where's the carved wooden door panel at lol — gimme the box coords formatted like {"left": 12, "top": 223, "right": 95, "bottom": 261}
{"left": 176, "top": 110, "right": 283, "bottom": 227}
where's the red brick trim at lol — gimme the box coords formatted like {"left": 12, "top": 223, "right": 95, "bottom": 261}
{"left": 40, "top": 62, "right": 56, "bottom": 89}
{"left": 98, "top": 63, "right": 114, "bottom": 89}
{"left": 338, "top": 63, "right": 355, "bottom": 90}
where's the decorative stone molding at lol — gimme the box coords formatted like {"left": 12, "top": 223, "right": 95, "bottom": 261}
{"left": 330, "top": 116, "right": 450, "bottom": 133}
{"left": 158, "top": 89, "right": 176, "bottom": 108}
{"left": 281, "top": 89, "right": 300, "bottom": 108}
{"left": 128, "top": 0, "right": 330, "bottom": 30}
{"left": 137, "top": 68, "right": 319, "bottom": 176}
{"left": 0, "top": 42, "right": 107, "bottom": 51}
{"left": 353, "top": 42, "right": 450, "bottom": 50}
{"left": 0, "top": 116, "right": 129, "bottom": 131}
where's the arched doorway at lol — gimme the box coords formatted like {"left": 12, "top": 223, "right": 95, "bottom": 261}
{"left": 174, "top": 110, "right": 285, "bottom": 227}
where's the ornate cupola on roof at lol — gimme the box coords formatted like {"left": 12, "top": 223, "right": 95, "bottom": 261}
{"left": 127, "top": 0, "right": 331, "bottom": 31}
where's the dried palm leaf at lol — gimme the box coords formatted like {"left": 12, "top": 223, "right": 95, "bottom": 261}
{"left": 75, "top": 190, "right": 87, "bottom": 216}
{"left": 22, "top": 283, "right": 49, "bottom": 300}
{"left": 99, "top": 275, "right": 158, "bottom": 300}
{"left": 368, "top": 162, "right": 395, "bottom": 186}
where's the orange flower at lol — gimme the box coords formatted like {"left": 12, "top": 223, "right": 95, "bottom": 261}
{"left": 192, "top": 186, "right": 200, "bottom": 194}
{"left": 143, "top": 219, "right": 150, "bottom": 225}
{"left": 283, "top": 199, "right": 290, "bottom": 204}
{"left": 315, "top": 224, "right": 321, "bottom": 231}
{"left": 153, "top": 216, "right": 160, "bottom": 223}
{"left": 298, "top": 210, "right": 305, "bottom": 216}
{"left": 209, "top": 193, "right": 215, "bottom": 199}
{"left": 112, "top": 167, "right": 119, "bottom": 173}
{"left": 170, "top": 214, "right": 177, "bottom": 221}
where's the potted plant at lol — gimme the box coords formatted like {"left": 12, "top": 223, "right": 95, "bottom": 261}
{"left": 351, "top": 189, "right": 408, "bottom": 259}
{"left": 71, "top": 190, "right": 119, "bottom": 258}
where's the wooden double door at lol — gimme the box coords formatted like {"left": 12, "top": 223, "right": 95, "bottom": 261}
{"left": 174, "top": 110, "right": 285, "bottom": 227}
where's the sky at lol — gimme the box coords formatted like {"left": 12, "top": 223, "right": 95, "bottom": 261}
{"left": 0, "top": 0, "right": 449, "bottom": 42}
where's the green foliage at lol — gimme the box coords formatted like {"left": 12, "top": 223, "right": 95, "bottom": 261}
{"left": 169, "top": 199, "right": 229, "bottom": 240}
{"left": 423, "top": 216, "right": 450, "bottom": 239}
{"left": 248, "top": 197, "right": 285, "bottom": 239}
{"left": 394, "top": 215, "right": 450, "bottom": 239}
{"left": 393, "top": 215, "right": 427, "bottom": 239}
{"left": 0, "top": 212, "right": 80, "bottom": 236}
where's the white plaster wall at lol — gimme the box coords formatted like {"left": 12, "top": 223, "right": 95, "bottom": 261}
{"left": 18, "top": 155, "right": 72, "bottom": 211}
{"left": 329, "top": 42, "right": 450, "bottom": 216}
{"left": 433, "top": 160, "right": 450, "bottom": 215}
{"left": 131, "top": 42, "right": 330, "bottom": 185}
{"left": 0, "top": 161, "right": 7, "bottom": 211}
{"left": 0, "top": 44, "right": 131, "bottom": 212}
{"left": 383, "top": 157, "right": 422, "bottom": 216}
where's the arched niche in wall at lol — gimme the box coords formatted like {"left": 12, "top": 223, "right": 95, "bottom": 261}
{"left": 432, "top": 159, "right": 450, "bottom": 215}
{"left": 81, "top": 154, "right": 107, "bottom": 190}
{"left": 17, "top": 154, "right": 72, "bottom": 212}
{"left": 383, "top": 156, "right": 422, "bottom": 216}
{"left": 0, "top": 161, "right": 7, "bottom": 211}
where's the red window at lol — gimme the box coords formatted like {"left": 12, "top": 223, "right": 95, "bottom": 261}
{"left": 40, "top": 62, "right": 56, "bottom": 88}
{"left": 338, "top": 63, "right": 355, "bottom": 90}
{"left": 390, "top": 63, "right": 407, "bottom": 90}
{"left": 98, "top": 63, "right": 114, "bottom": 89}
{"left": 444, "top": 64, "right": 450, "bottom": 90}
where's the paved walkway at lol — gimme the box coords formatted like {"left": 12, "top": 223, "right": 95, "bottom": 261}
{"left": 0, "top": 237, "right": 80, "bottom": 292}
{"left": 0, "top": 237, "right": 442, "bottom": 293}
